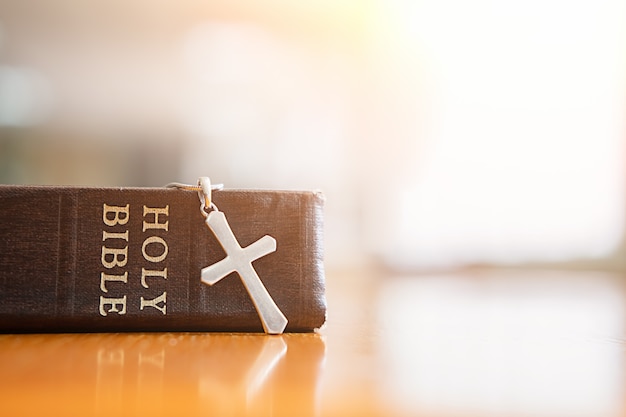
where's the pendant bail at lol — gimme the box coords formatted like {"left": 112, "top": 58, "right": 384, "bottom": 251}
{"left": 197, "top": 176, "right": 217, "bottom": 216}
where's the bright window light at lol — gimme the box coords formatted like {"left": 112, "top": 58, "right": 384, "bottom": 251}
{"left": 383, "top": 0, "right": 625, "bottom": 268}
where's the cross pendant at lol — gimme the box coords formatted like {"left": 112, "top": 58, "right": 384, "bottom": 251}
{"left": 201, "top": 210, "right": 288, "bottom": 334}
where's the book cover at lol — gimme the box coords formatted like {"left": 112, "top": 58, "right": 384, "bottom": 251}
{"left": 0, "top": 185, "right": 326, "bottom": 332}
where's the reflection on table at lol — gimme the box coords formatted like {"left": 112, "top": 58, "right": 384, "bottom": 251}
{"left": 0, "top": 333, "right": 324, "bottom": 416}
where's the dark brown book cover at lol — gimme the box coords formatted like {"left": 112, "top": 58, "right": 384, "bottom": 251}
{"left": 0, "top": 185, "right": 326, "bottom": 332}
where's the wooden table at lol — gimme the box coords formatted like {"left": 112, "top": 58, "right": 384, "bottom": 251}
{"left": 1, "top": 268, "right": 624, "bottom": 416}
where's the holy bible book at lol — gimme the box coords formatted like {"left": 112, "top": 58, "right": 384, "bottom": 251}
{"left": 0, "top": 184, "right": 326, "bottom": 333}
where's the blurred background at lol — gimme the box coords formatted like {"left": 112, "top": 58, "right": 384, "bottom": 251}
{"left": 0, "top": 0, "right": 624, "bottom": 272}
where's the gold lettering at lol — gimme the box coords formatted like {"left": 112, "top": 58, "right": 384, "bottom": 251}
{"left": 99, "top": 296, "right": 127, "bottom": 316}
{"left": 143, "top": 206, "right": 169, "bottom": 232}
{"left": 142, "top": 236, "right": 168, "bottom": 263}
{"left": 140, "top": 292, "right": 167, "bottom": 314}
{"left": 102, "top": 204, "right": 130, "bottom": 227}
{"left": 100, "top": 272, "right": 128, "bottom": 293}
{"left": 98, "top": 202, "right": 172, "bottom": 317}
{"left": 141, "top": 267, "right": 167, "bottom": 289}
{"left": 101, "top": 246, "right": 128, "bottom": 268}
{"left": 102, "top": 230, "right": 129, "bottom": 242}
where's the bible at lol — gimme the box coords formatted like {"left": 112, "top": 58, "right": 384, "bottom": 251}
{"left": 0, "top": 183, "right": 326, "bottom": 333}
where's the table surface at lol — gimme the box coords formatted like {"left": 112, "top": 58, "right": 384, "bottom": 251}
{"left": 1, "top": 268, "right": 625, "bottom": 417}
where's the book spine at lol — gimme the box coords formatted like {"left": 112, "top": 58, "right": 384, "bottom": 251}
{"left": 0, "top": 186, "right": 326, "bottom": 332}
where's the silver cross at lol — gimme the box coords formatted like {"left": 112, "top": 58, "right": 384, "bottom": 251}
{"left": 201, "top": 210, "right": 288, "bottom": 334}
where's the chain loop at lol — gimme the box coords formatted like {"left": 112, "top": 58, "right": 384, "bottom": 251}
{"left": 166, "top": 178, "right": 223, "bottom": 217}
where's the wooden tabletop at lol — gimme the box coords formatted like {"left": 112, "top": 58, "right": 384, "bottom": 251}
{"left": 1, "top": 268, "right": 624, "bottom": 417}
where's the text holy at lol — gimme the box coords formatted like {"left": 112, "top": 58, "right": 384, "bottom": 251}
{"left": 99, "top": 204, "right": 169, "bottom": 316}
